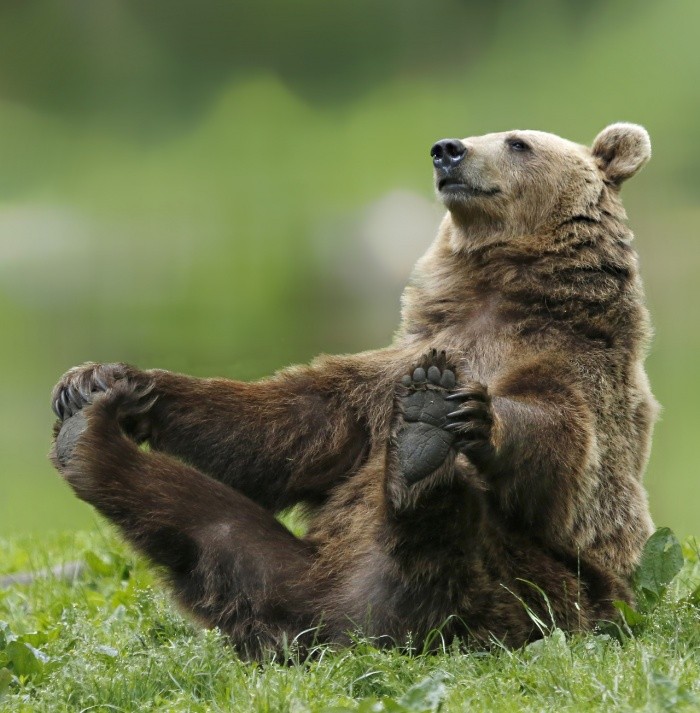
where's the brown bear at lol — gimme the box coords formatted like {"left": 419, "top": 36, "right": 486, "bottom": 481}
{"left": 50, "top": 123, "right": 656, "bottom": 658}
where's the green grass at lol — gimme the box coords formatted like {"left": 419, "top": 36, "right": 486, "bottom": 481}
{"left": 0, "top": 528, "right": 698, "bottom": 712}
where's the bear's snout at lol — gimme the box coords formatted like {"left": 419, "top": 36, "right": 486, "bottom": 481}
{"left": 430, "top": 139, "right": 467, "bottom": 170}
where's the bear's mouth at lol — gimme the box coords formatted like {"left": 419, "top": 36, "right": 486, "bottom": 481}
{"left": 438, "top": 177, "right": 501, "bottom": 196}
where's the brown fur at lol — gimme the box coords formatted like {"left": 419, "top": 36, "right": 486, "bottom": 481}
{"left": 49, "top": 123, "right": 655, "bottom": 658}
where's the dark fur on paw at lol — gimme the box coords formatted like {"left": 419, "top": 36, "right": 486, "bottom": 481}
{"left": 396, "top": 350, "right": 459, "bottom": 484}
{"left": 98, "top": 379, "right": 159, "bottom": 440}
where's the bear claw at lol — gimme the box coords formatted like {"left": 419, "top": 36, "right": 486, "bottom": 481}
{"left": 51, "top": 362, "right": 135, "bottom": 421}
{"left": 51, "top": 362, "right": 156, "bottom": 444}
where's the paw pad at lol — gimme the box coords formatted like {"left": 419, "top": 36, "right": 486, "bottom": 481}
{"left": 400, "top": 349, "right": 456, "bottom": 391}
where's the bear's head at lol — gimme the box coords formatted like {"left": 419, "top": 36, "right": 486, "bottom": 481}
{"left": 431, "top": 123, "right": 651, "bottom": 247}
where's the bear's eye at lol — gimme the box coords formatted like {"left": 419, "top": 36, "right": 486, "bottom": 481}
{"left": 507, "top": 139, "right": 531, "bottom": 152}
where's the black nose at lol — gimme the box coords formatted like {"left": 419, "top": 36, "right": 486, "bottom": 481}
{"left": 430, "top": 139, "right": 467, "bottom": 169}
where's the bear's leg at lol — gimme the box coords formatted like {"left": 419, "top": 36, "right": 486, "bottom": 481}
{"left": 383, "top": 348, "right": 490, "bottom": 564}
{"left": 344, "top": 351, "right": 496, "bottom": 646}
{"left": 51, "top": 382, "right": 321, "bottom": 659}
{"left": 50, "top": 356, "right": 381, "bottom": 513}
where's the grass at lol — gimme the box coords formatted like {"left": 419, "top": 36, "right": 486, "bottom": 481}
{"left": 0, "top": 527, "right": 698, "bottom": 713}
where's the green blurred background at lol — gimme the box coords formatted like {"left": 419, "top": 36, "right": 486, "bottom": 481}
{"left": 0, "top": 0, "right": 697, "bottom": 537}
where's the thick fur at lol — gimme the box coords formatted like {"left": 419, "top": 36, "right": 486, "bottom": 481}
{"left": 49, "top": 124, "right": 656, "bottom": 658}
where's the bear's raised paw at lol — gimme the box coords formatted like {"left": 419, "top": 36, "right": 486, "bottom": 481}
{"left": 396, "top": 350, "right": 458, "bottom": 484}
{"left": 396, "top": 350, "right": 494, "bottom": 484}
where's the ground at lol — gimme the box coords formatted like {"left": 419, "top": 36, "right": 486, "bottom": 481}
{"left": 0, "top": 521, "right": 698, "bottom": 712}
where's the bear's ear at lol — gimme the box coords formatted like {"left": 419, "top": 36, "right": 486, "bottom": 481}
{"left": 591, "top": 123, "right": 651, "bottom": 186}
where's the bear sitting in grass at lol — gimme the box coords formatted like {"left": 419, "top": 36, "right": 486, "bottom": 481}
{"left": 50, "top": 123, "right": 656, "bottom": 658}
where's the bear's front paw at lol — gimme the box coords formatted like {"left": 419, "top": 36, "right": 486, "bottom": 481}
{"left": 51, "top": 362, "right": 155, "bottom": 441}
{"left": 444, "top": 382, "right": 494, "bottom": 468}
{"left": 50, "top": 379, "right": 157, "bottom": 484}
{"left": 52, "top": 362, "right": 129, "bottom": 420}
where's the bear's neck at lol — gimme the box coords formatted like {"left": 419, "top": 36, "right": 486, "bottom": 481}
{"left": 395, "top": 208, "right": 641, "bottom": 348}
{"left": 396, "top": 220, "right": 500, "bottom": 345}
